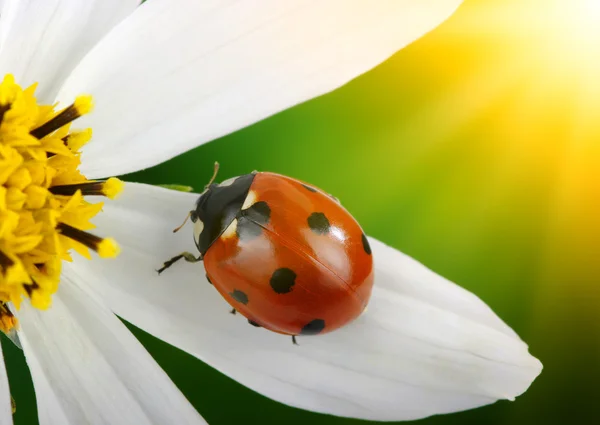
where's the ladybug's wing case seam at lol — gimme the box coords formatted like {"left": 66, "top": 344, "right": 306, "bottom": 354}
{"left": 243, "top": 214, "right": 368, "bottom": 307}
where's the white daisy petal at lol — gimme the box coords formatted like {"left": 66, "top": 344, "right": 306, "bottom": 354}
{"left": 55, "top": 0, "right": 463, "bottom": 178}
{"left": 15, "top": 275, "right": 207, "bottom": 425}
{"left": 66, "top": 182, "right": 542, "bottom": 421}
{"left": 0, "top": 0, "right": 18, "bottom": 54}
{"left": 0, "top": 345, "right": 12, "bottom": 424}
{"left": 0, "top": 0, "right": 140, "bottom": 103}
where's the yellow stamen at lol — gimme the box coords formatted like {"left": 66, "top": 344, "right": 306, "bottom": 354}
{"left": 97, "top": 238, "right": 120, "bottom": 258}
{"left": 49, "top": 177, "right": 124, "bottom": 199}
{"left": 0, "top": 74, "right": 120, "bottom": 313}
{"left": 74, "top": 95, "right": 93, "bottom": 115}
{"left": 102, "top": 177, "right": 124, "bottom": 199}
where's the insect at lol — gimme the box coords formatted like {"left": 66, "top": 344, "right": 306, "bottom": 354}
{"left": 158, "top": 163, "right": 374, "bottom": 344}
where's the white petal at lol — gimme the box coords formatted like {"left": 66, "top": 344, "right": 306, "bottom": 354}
{"left": 0, "top": 345, "right": 12, "bottom": 425}
{"left": 0, "top": 0, "right": 17, "bottom": 54}
{"left": 15, "top": 275, "right": 207, "bottom": 425}
{"left": 0, "top": 0, "right": 140, "bottom": 103}
{"left": 66, "top": 182, "right": 542, "bottom": 421}
{"left": 55, "top": 0, "right": 463, "bottom": 178}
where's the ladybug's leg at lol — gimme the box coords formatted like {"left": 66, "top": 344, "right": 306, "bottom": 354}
{"left": 292, "top": 336, "right": 299, "bottom": 345}
{"left": 248, "top": 319, "right": 261, "bottom": 327}
{"left": 157, "top": 252, "right": 202, "bottom": 274}
{"left": 230, "top": 308, "right": 237, "bottom": 315}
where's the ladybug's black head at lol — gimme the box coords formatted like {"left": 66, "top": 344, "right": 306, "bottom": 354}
{"left": 191, "top": 172, "right": 256, "bottom": 256}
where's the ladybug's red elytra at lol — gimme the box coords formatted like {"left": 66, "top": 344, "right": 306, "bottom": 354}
{"left": 158, "top": 164, "right": 374, "bottom": 344}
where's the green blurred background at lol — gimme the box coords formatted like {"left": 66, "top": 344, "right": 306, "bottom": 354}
{"left": 4, "top": 0, "right": 600, "bottom": 423}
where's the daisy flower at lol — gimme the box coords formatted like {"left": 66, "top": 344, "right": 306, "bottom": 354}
{"left": 0, "top": 0, "right": 541, "bottom": 424}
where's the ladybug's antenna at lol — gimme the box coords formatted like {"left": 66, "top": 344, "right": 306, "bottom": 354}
{"left": 172, "top": 211, "right": 191, "bottom": 233}
{"left": 172, "top": 162, "right": 219, "bottom": 234}
{"left": 205, "top": 161, "right": 220, "bottom": 189}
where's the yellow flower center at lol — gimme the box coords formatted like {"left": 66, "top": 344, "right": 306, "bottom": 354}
{"left": 0, "top": 74, "right": 121, "bottom": 330}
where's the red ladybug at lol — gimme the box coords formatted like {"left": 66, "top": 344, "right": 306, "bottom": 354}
{"left": 158, "top": 165, "right": 374, "bottom": 343}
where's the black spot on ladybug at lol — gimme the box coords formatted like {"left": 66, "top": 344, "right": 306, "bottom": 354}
{"left": 307, "top": 212, "right": 330, "bottom": 235}
{"left": 300, "top": 319, "right": 326, "bottom": 335}
{"left": 302, "top": 184, "right": 317, "bottom": 192}
{"left": 248, "top": 319, "right": 261, "bottom": 327}
{"left": 242, "top": 201, "right": 271, "bottom": 225}
{"left": 361, "top": 233, "right": 372, "bottom": 255}
{"left": 206, "top": 274, "right": 213, "bottom": 285}
{"left": 230, "top": 289, "right": 249, "bottom": 305}
{"left": 270, "top": 268, "right": 296, "bottom": 294}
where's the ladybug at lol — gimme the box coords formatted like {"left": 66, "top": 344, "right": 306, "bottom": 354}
{"left": 158, "top": 164, "right": 374, "bottom": 344}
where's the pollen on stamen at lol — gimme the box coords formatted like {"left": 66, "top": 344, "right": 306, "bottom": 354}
{"left": 74, "top": 95, "right": 94, "bottom": 115}
{"left": 102, "top": 177, "right": 124, "bottom": 199}
{"left": 97, "top": 238, "right": 120, "bottom": 258}
{"left": 0, "top": 73, "right": 120, "bottom": 317}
